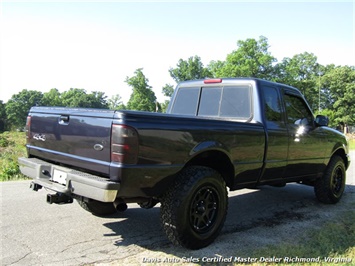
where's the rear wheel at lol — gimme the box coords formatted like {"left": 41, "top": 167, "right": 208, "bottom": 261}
{"left": 160, "top": 166, "right": 228, "bottom": 250}
{"left": 314, "top": 155, "right": 346, "bottom": 204}
{"left": 76, "top": 199, "right": 117, "bottom": 216}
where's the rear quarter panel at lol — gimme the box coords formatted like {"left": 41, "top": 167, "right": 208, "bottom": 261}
{"left": 115, "top": 111, "right": 265, "bottom": 195}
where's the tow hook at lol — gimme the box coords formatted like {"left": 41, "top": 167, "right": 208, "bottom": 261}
{"left": 47, "top": 193, "right": 73, "bottom": 204}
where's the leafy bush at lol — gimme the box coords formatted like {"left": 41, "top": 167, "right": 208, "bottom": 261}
{"left": 0, "top": 160, "right": 21, "bottom": 181}
{"left": 0, "top": 131, "right": 27, "bottom": 181}
{"left": 0, "top": 134, "right": 11, "bottom": 147}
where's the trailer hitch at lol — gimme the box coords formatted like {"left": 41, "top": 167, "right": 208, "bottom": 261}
{"left": 47, "top": 193, "right": 73, "bottom": 204}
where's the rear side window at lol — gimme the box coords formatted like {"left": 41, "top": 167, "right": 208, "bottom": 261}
{"left": 171, "top": 85, "right": 252, "bottom": 120}
{"left": 219, "top": 86, "right": 251, "bottom": 118}
{"left": 263, "top": 86, "right": 282, "bottom": 122}
{"left": 171, "top": 87, "right": 200, "bottom": 115}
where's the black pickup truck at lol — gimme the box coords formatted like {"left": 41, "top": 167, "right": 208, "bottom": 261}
{"left": 19, "top": 78, "right": 350, "bottom": 249}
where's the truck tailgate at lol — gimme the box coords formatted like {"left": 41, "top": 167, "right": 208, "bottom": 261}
{"left": 27, "top": 107, "right": 115, "bottom": 176}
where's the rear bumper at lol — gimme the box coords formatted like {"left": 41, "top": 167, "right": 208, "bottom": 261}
{"left": 18, "top": 157, "right": 120, "bottom": 202}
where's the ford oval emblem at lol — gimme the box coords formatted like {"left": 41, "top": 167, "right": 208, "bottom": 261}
{"left": 94, "top": 144, "right": 104, "bottom": 151}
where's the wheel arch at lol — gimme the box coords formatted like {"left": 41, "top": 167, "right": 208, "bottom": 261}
{"left": 331, "top": 146, "right": 349, "bottom": 170}
{"left": 185, "top": 149, "right": 235, "bottom": 188}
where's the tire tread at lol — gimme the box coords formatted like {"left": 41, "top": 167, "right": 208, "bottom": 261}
{"left": 314, "top": 155, "right": 346, "bottom": 204}
{"left": 160, "top": 166, "right": 228, "bottom": 249}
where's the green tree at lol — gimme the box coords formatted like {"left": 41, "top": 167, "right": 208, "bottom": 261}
{"left": 41, "top": 88, "right": 62, "bottom": 106}
{"left": 207, "top": 60, "right": 225, "bottom": 78}
{"left": 169, "top": 55, "right": 212, "bottom": 83}
{"left": 211, "top": 36, "right": 276, "bottom": 79}
{"left": 108, "top": 94, "right": 125, "bottom": 110}
{"left": 61, "top": 88, "right": 88, "bottom": 107}
{"left": 321, "top": 65, "right": 355, "bottom": 127}
{"left": 160, "top": 84, "right": 175, "bottom": 113}
{"left": 86, "top": 91, "right": 108, "bottom": 109}
{"left": 126, "top": 68, "right": 157, "bottom": 112}
{"left": 162, "top": 84, "right": 174, "bottom": 98}
{"left": 60, "top": 88, "right": 108, "bottom": 108}
{"left": 5, "top": 89, "right": 43, "bottom": 130}
{"left": 274, "top": 52, "right": 320, "bottom": 111}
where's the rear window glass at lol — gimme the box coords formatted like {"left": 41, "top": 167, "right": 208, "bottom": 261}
{"left": 198, "top": 87, "right": 222, "bottom": 117}
{"left": 171, "top": 85, "right": 252, "bottom": 120}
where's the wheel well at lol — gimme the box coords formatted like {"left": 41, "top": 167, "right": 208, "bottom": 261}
{"left": 185, "top": 150, "right": 234, "bottom": 188}
{"left": 333, "top": 148, "right": 349, "bottom": 169}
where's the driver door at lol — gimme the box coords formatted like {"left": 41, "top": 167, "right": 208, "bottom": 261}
{"left": 283, "top": 91, "right": 326, "bottom": 178}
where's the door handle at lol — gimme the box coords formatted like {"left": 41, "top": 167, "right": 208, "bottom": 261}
{"left": 59, "top": 115, "right": 70, "bottom": 124}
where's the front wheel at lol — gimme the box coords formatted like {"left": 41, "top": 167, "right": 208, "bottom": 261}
{"left": 160, "top": 166, "right": 228, "bottom": 250}
{"left": 314, "top": 155, "right": 346, "bottom": 204}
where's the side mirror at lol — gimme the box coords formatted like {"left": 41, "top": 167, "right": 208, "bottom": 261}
{"left": 315, "top": 115, "right": 329, "bottom": 127}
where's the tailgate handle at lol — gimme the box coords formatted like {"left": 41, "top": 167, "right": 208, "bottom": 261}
{"left": 59, "top": 115, "right": 70, "bottom": 124}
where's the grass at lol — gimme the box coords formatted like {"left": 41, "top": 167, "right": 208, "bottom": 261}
{"left": 349, "top": 139, "right": 355, "bottom": 150}
{"left": 0, "top": 131, "right": 27, "bottom": 181}
{"left": 239, "top": 210, "right": 355, "bottom": 266}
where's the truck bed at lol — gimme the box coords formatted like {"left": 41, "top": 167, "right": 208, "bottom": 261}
{"left": 26, "top": 107, "right": 266, "bottom": 196}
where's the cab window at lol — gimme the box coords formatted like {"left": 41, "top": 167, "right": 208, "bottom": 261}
{"left": 284, "top": 94, "right": 313, "bottom": 126}
{"left": 263, "top": 86, "right": 282, "bottom": 123}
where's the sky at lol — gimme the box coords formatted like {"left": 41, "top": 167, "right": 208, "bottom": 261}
{"left": 0, "top": 0, "right": 354, "bottom": 104}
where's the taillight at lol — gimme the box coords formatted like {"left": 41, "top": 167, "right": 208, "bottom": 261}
{"left": 111, "top": 125, "right": 139, "bottom": 164}
{"left": 26, "top": 116, "right": 31, "bottom": 140}
{"left": 204, "top": 78, "right": 222, "bottom": 84}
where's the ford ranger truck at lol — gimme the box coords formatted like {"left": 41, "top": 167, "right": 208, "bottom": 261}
{"left": 19, "top": 78, "right": 351, "bottom": 250}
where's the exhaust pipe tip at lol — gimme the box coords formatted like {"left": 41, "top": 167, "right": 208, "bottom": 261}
{"left": 116, "top": 203, "right": 128, "bottom": 212}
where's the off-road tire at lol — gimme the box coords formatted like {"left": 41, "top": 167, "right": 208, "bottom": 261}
{"left": 160, "top": 166, "right": 228, "bottom": 250}
{"left": 76, "top": 199, "right": 117, "bottom": 216}
{"left": 314, "top": 155, "right": 346, "bottom": 204}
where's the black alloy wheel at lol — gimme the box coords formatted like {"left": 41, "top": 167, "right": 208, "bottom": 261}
{"left": 160, "top": 166, "right": 228, "bottom": 250}
{"left": 190, "top": 186, "right": 219, "bottom": 234}
{"left": 315, "top": 155, "right": 346, "bottom": 204}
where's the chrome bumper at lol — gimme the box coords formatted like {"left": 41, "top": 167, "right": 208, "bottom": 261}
{"left": 18, "top": 157, "right": 120, "bottom": 202}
